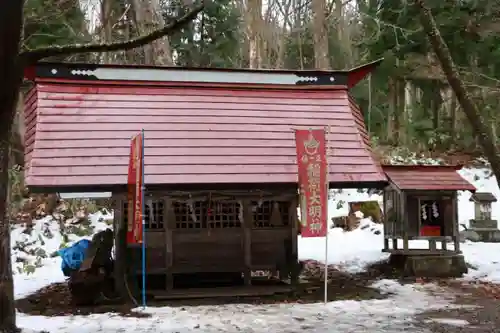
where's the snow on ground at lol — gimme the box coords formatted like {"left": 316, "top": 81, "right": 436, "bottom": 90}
{"left": 424, "top": 318, "right": 470, "bottom": 327}
{"left": 17, "top": 280, "right": 455, "bottom": 333}
{"left": 10, "top": 165, "right": 500, "bottom": 332}
{"left": 299, "top": 219, "right": 386, "bottom": 273}
{"left": 12, "top": 210, "right": 112, "bottom": 299}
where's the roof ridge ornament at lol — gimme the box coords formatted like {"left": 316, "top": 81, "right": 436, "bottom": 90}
{"left": 26, "top": 59, "right": 383, "bottom": 88}
{"left": 70, "top": 69, "right": 95, "bottom": 76}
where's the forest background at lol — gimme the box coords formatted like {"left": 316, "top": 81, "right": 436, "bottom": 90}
{"left": 14, "top": 0, "right": 500, "bottom": 170}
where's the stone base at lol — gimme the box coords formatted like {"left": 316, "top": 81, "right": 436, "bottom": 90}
{"left": 389, "top": 253, "right": 468, "bottom": 278}
{"left": 469, "top": 228, "right": 500, "bottom": 242}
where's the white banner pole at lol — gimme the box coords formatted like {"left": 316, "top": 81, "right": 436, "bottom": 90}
{"left": 324, "top": 125, "right": 331, "bottom": 304}
{"left": 324, "top": 230, "right": 328, "bottom": 303}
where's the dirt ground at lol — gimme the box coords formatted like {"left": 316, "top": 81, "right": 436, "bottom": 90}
{"left": 415, "top": 280, "right": 500, "bottom": 333}
{"left": 16, "top": 261, "right": 395, "bottom": 317}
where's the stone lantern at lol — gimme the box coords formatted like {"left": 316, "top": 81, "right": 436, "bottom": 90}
{"left": 469, "top": 192, "right": 500, "bottom": 242}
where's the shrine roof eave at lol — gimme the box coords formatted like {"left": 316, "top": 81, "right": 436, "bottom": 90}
{"left": 24, "top": 59, "right": 383, "bottom": 89}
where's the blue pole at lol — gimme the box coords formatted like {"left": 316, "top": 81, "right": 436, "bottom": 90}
{"left": 141, "top": 129, "right": 146, "bottom": 308}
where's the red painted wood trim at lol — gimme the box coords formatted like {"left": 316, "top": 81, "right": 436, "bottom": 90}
{"left": 347, "top": 59, "right": 383, "bottom": 88}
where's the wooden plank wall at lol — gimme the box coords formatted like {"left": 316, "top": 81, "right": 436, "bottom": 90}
{"left": 114, "top": 190, "right": 299, "bottom": 291}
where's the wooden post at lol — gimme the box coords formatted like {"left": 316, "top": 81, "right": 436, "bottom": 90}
{"left": 383, "top": 189, "right": 389, "bottom": 251}
{"left": 428, "top": 238, "right": 437, "bottom": 252}
{"left": 289, "top": 196, "right": 299, "bottom": 285}
{"left": 112, "top": 193, "right": 128, "bottom": 300}
{"left": 164, "top": 198, "right": 174, "bottom": 291}
{"left": 392, "top": 238, "right": 398, "bottom": 250}
{"left": 401, "top": 192, "right": 409, "bottom": 252}
{"left": 242, "top": 200, "right": 252, "bottom": 285}
{"left": 452, "top": 192, "right": 460, "bottom": 253}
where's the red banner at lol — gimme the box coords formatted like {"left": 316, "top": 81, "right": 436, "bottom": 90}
{"left": 127, "top": 133, "right": 144, "bottom": 244}
{"left": 295, "top": 129, "right": 328, "bottom": 237}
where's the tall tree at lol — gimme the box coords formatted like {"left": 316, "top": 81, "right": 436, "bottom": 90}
{"left": 130, "top": 0, "right": 174, "bottom": 65}
{"left": 0, "top": 2, "right": 203, "bottom": 331}
{"left": 312, "top": 0, "right": 328, "bottom": 69}
{"left": 247, "top": 0, "right": 263, "bottom": 68}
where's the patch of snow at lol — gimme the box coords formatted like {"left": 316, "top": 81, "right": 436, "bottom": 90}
{"left": 354, "top": 210, "right": 364, "bottom": 219}
{"left": 461, "top": 242, "right": 500, "bottom": 283}
{"left": 59, "top": 192, "right": 112, "bottom": 199}
{"left": 299, "top": 218, "right": 386, "bottom": 273}
{"left": 425, "top": 318, "right": 470, "bottom": 326}
{"left": 17, "top": 279, "right": 452, "bottom": 333}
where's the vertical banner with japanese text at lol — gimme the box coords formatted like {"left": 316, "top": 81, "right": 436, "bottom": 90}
{"left": 127, "top": 133, "right": 144, "bottom": 244}
{"left": 295, "top": 129, "right": 328, "bottom": 238}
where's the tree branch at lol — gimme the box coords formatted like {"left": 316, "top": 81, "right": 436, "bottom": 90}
{"left": 20, "top": 2, "right": 204, "bottom": 64}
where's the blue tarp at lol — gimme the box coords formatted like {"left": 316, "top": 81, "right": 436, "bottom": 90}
{"left": 57, "top": 239, "right": 91, "bottom": 276}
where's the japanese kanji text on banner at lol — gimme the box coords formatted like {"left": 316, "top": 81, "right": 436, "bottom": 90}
{"left": 127, "top": 133, "right": 144, "bottom": 244}
{"left": 295, "top": 129, "right": 328, "bottom": 238}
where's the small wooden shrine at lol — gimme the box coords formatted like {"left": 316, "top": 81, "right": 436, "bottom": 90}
{"left": 382, "top": 165, "right": 476, "bottom": 277}
{"left": 469, "top": 192, "right": 500, "bottom": 242}
{"left": 23, "top": 61, "right": 387, "bottom": 298}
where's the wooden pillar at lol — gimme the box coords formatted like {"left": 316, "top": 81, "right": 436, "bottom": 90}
{"left": 242, "top": 200, "right": 253, "bottom": 285}
{"left": 383, "top": 189, "right": 389, "bottom": 251}
{"left": 289, "top": 196, "right": 299, "bottom": 285}
{"left": 401, "top": 192, "right": 409, "bottom": 252}
{"left": 164, "top": 198, "right": 175, "bottom": 291}
{"left": 441, "top": 239, "right": 447, "bottom": 251}
{"left": 428, "top": 238, "right": 437, "bottom": 252}
{"left": 112, "top": 193, "right": 128, "bottom": 300}
{"left": 452, "top": 192, "right": 460, "bottom": 253}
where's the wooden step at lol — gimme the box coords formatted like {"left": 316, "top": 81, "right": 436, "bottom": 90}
{"left": 153, "top": 285, "right": 293, "bottom": 300}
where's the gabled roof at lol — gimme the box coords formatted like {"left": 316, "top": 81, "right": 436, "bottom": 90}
{"left": 23, "top": 62, "right": 387, "bottom": 192}
{"left": 382, "top": 165, "right": 476, "bottom": 191}
{"left": 470, "top": 192, "right": 497, "bottom": 203}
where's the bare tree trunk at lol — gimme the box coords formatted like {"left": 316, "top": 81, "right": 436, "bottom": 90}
{"left": 275, "top": 0, "right": 292, "bottom": 68}
{"left": 149, "top": 0, "right": 173, "bottom": 65}
{"left": 130, "top": 0, "right": 173, "bottom": 65}
{"left": 100, "top": 0, "right": 117, "bottom": 63}
{"left": 415, "top": 0, "right": 500, "bottom": 184}
{"left": 403, "top": 81, "right": 414, "bottom": 147}
{"left": 387, "top": 77, "right": 396, "bottom": 143}
{"left": 0, "top": 1, "right": 23, "bottom": 331}
{"left": 396, "top": 78, "right": 405, "bottom": 145}
{"left": 312, "top": 0, "right": 328, "bottom": 69}
{"left": 10, "top": 93, "right": 24, "bottom": 168}
{"left": 248, "top": 0, "right": 262, "bottom": 68}
{"left": 0, "top": 140, "right": 15, "bottom": 333}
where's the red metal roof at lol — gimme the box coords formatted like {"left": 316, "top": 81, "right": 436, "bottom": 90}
{"left": 382, "top": 165, "right": 476, "bottom": 191}
{"left": 24, "top": 66, "right": 386, "bottom": 190}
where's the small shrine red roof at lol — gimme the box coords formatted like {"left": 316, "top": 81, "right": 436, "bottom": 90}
{"left": 24, "top": 62, "right": 387, "bottom": 191}
{"left": 382, "top": 165, "right": 476, "bottom": 191}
